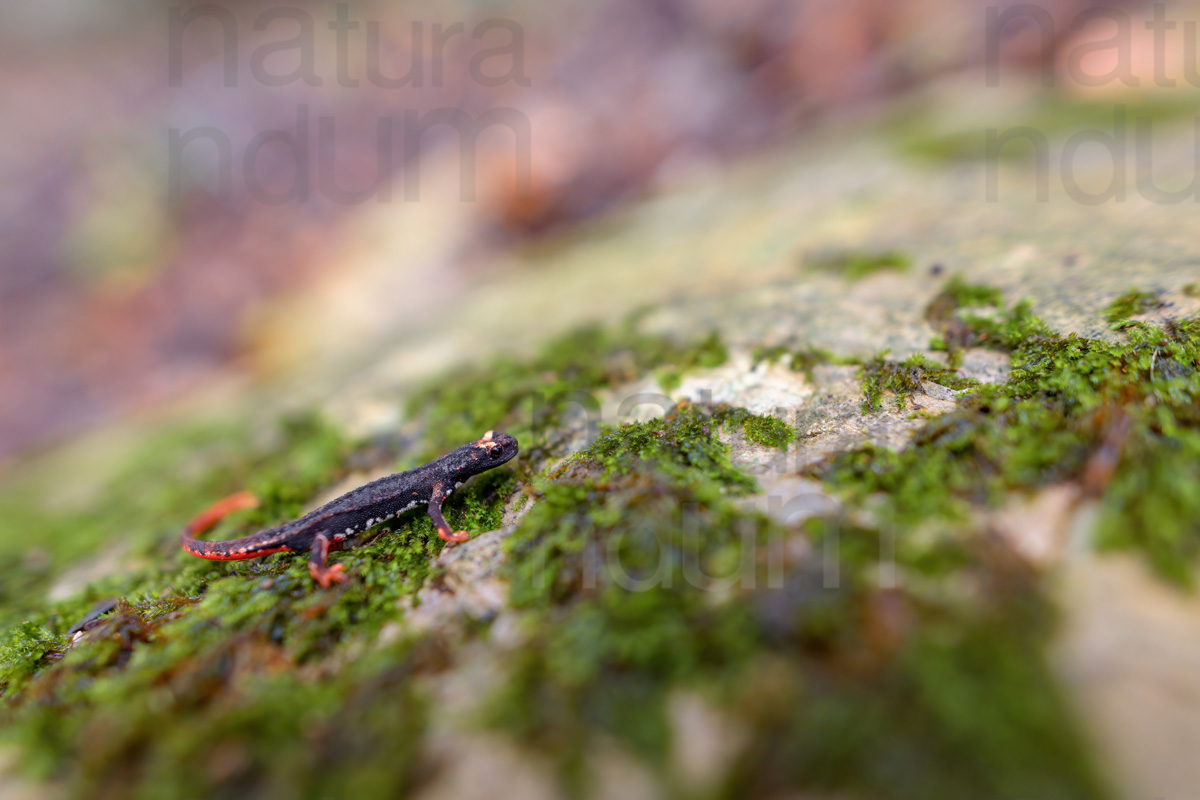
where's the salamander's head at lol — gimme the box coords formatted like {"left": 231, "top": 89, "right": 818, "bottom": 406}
{"left": 449, "top": 430, "right": 519, "bottom": 480}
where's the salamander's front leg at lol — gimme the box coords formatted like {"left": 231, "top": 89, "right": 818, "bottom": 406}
{"left": 308, "top": 533, "right": 347, "bottom": 588}
{"left": 428, "top": 488, "right": 469, "bottom": 544}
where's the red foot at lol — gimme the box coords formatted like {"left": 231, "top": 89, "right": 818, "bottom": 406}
{"left": 438, "top": 529, "right": 470, "bottom": 544}
{"left": 309, "top": 562, "right": 347, "bottom": 589}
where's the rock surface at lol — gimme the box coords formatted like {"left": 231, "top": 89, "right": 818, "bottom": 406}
{"left": 4, "top": 86, "right": 1200, "bottom": 800}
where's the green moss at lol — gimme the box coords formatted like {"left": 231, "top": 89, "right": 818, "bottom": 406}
{"left": 890, "top": 94, "right": 1200, "bottom": 164}
{"left": 0, "top": 309, "right": 1147, "bottom": 799}
{"left": 726, "top": 537, "right": 1108, "bottom": 800}
{"left": 0, "top": 478, "right": 507, "bottom": 797}
{"left": 0, "top": 622, "right": 63, "bottom": 696}
{"left": 495, "top": 414, "right": 763, "bottom": 785}
{"left": 566, "top": 403, "right": 760, "bottom": 492}
{"left": 789, "top": 346, "right": 833, "bottom": 375}
{"left": 0, "top": 404, "right": 519, "bottom": 797}
{"left": 961, "top": 299, "right": 1054, "bottom": 352}
{"left": 926, "top": 279, "right": 1052, "bottom": 357}
{"left": 490, "top": 403, "right": 773, "bottom": 784}
{"left": 1184, "top": 282, "right": 1200, "bottom": 298}
{"left": 1106, "top": 288, "right": 1161, "bottom": 326}
{"left": 1096, "top": 426, "right": 1200, "bottom": 585}
{"left": 712, "top": 406, "right": 796, "bottom": 450}
{"left": 924, "top": 275, "right": 1015, "bottom": 357}
{"left": 750, "top": 345, "right": 791, "bottom": 368}
{"left": 654, "top": 332, "right": 728, "bottom": 392}
{"left": 8, "top": 633, "right": 428, "bottom": 799}
{"left": 752, "top": 345, "right": 861, "bottom": 382}
{"left": 860, "top": 353, "right": 978, "bottom": 412}
{"left": 927, "top": 276, "right": 1005, "bottom": 316}
{"left": 794, "top": 347, "right": 861, "bottom": 378}
{"left": 806, "top": 250, "right": 912, "bottom": 281}
{"left": 823, "top": 284, "right": 1200, "bottom": 584}
{"left": 491, "top": 401, "right": 1108, "bottom": 799}
{"left": 406, "top": 324, "right": 728, "bottom": 461}
{"left": 0, "top": 413, "right": 351, "bottom": 626}
{"left": 0, "top": 319, "right": 743, "bottom": 797}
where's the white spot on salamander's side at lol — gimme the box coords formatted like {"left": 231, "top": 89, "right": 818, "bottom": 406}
{"left": 334, "top": 533, "right": 345, "bottom": 542}
{"left": 345, "top": 528, "right": 354, "bottom": 534}
{"left": 364, "top": 501, "right": 420, "bottom": 531}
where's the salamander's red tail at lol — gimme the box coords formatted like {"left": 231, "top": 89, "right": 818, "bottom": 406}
{"left": 184, "top": 491, "right": 259, "bottom": 536}
{"left": 180, "top": 491, "right": 263, "bottom": 560}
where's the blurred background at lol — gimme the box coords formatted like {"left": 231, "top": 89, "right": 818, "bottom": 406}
{"left": 2, "top": 0, "right": 1174, "bottom": 467}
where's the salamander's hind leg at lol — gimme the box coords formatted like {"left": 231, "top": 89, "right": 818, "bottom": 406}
{"left": 428, "top": 489, "right": 469, "bottom": 544}
{"left": 308, "top": 534, "right": 348, "bottom": 588}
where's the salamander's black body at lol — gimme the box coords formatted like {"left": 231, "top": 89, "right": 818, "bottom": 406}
{"left": 181, "top": 431, "right": 518, "bottom": 587}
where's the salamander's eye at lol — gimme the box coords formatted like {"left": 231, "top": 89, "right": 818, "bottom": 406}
{"left": 488, "top": 446, "right": 502, "bottom": 459}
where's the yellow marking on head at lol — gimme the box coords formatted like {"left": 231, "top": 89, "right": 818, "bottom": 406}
{"left": 482, "top": 430, "right": 495, "bottom": 441}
